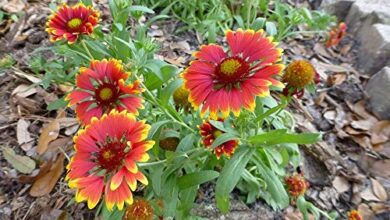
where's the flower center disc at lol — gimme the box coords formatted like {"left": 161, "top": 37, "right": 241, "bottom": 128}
{"left": 67, "top": 18, "right": 83, "bottom": 29}
{"left": 97, "top": 142, "right": 127, "bottom": 171}
{"left": 215, "top": 57, "right": 250, "bottom": 84}
{"left": 95, "top": 83, "right": 119, "bottom": 106}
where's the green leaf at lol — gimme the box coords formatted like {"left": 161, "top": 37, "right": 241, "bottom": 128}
{"left": 265, "top": 21, "right": 277, "bottom": 36}
{"left": 251, "top": 17, "right": 266, "bottom": 31}
{"left": 249, "top": 130, "right": 321, "bottom": 145}
{"left": 215, "top": 147, "right": 254, "bottom": 213}
{"left": 148, "top": 120, "right": 171, "bottom": 139}
{"left": 129, "top": 5, "right": 155, "bottom": 14}
{"left": 81, "top": 0, "right": 92, "bottom": 6}
{"left": 297, "top": 196, "right": 309, "bottom": 220}
{"left": 2, "top": 147, "right": 35, "bottom": 174}
{"left": 47, "top": 97, "right": 68, "bottom": 111}
{"left": 177, "top": 134, "right": 195, "bottom": 152}
{"left": 210, "top": 133, "right": 238, "bottom": 149}
{"left": 178, "top": 170, "right": 219, "bottom": 190}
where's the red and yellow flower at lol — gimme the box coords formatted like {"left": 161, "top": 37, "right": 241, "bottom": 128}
{"left": 285, "top": 173, "right": 309, "bottom": 199}
{"left": 66, "top": 110, "right": 154, "bottom": 211}
{"left": 348, "top": 210, "right": 363, "bottom": 220}
{"left": 199, "top": 119, "right": 238, "bottom": 159}
{"left": 66, "top": 59, "right": 143, "bottom": 125}
{"left": 123, "top": 199, "right": 154, "bottom": 220}
{"left": 182, "top": 28, "right": 284, "bottom": 119}
{"left": 282, "top": 60, "right": 320, "bottom": 98}
{"left": 326, "top": 22, "right": 347, "bottom": 48}
{"left": 46, "top": 3, "right": 99, "bottom": 44}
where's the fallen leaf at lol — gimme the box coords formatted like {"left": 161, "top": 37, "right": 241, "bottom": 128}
{"left": 360, "top": 186, "right": 381, "bottom": 202}
{"left": 369, "top": 202, "right": 390, "bottom": 214}
{"left": 324, "top": 110, "right": 336, "bottom": 123}
{"left": 37, "top": 119, "right": 60, "bottom": 155}
{"left": 12, "top": 84, "right": 37, "bottom": 98}
{"left": 351, "top": 135, "right": 372, "bottom": 149}
{"left": 327, "top": 72, "right": 347, "bottom": 86}
{"left": 358, "top": 203, "right": 375, "bottom": 220}
{"left": 1, "top": 0, "right": 25, "bottom": 13}
{"left": 370, "top": 120, "right": 390, "bottom": 145}
{"left": 345, "top": 126, "right": 366, "bottom": 135}
{"left": 369, "top": 160, "right": 390, "bottom": 178}
{"left": 30, "top": 154, "right": 65, "bottom": 197}
{"left": 13, "top": 70, "right": 42, "bottom": 84}
{"left": 16, "top": 119, "right": 33, "bottom": 151}
{"left": 332, "top": 176, "right": 350, "bottom": 193}
{"left": 350, "top": 119, "right": 373, "bottom": 131}
{"left": 2, "top": 147, "right": 35, "bottom": 174}
{"left": 371, "top": 178, "right": 388, "bottom": 202}
{"left": 19, "top": 160, "right": 53, "bottom": 184}
{"left": 314, "top": 92, "right": 326, "bottom": 106}
{"left": 347, "top": 100, "right": 377, "bottom": 121}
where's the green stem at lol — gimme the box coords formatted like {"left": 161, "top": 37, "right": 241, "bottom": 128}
{"left": 81, "top": 40, "right": 94, "bottom": 60}
{"left": 134, "top": 73, "right": 195, "bottom": 133}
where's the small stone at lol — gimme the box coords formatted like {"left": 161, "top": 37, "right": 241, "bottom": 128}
{"left": 320, "top": 0, "right": 356, "bottom": 19}
{"left": 366, "top": 66, "right": 390, "bottom": 119}
{"left": 346, "top": 0, "right": 390, "bottom": 32}
{"left": 358, "top": 24, "right": 390, "bottom": 75}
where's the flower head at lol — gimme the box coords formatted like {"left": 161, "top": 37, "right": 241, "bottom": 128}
{"left": 282, "top": 60, "right": 319, "bottom": 98}
{"left": 182, "top": 28, "right": 284, "bottom": 119}
{"left": 123, "top": 199, "right": 154, "bottom": 220}
{"left": 66, "top": 59, "right": 143, "bottom": 125}
{"left": 173, "top": 85, "right": 190, "bottom": 108}
{"left": 46, "top": 3, "right": 99, "bottom": 44}
{"left": 326, "top": 22, "right": 347, "bottom": 48}
{"left": 348, "top": 210, "right": 363, "bottom": 220}
{"left": 199, "top": 119, "right": 238, "bottom": 159}
{"left": 285, "top": 173, "right": 309, "bottom": 198}
{"left": 66, "top": 110, "right": 154, "bottom": 211}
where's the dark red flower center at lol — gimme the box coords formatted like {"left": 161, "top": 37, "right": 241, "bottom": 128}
{"left": 95, "top": 83, "right": 119, "bottom": 107}
{"left": 215, "top": 57, "right": 250, "bottom": 85}
{"left": 67, "top": 18, "right": 83, "bottom": 30}
{"left": 97, "top": 141, "right": 128, "bottom": 171}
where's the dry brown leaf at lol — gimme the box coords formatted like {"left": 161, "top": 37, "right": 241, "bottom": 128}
{"left": 345, "top": 126, "right": 366, "bottom": 135}
{"left": 358, "top": 203, "right": 375, "bottom": 220}
{"left": 1, "top": 0, "right": 25, "bottom": 13}
{"left": 369, "top": 160, "right": 390, "bottom": 178}
{"left": 370, "top": 120, "right": 390, "bottom": 145}
{"left": 13, "top": 70, "right": 42, "bottom": 84}
{"left": 332, "top": 176, "right": 350, "bottom": 193}
{"left": 371, "top": 178, "right": 388, "bottom": 202}
{"left": 324, "top": 110, "right": 336, "bottom": 123}
{"left": 19, "top": 160, "right": 53, "bottom": 184}
{"left": 350, "top": 119, "right": 373, "bottom": 131}
{"left": 47, "top": 137, "right": 72, "bottom": 153}
{"left": 327, "top": 72, "right": 347, "bottom": 86}
{"left": 12, "top": 84, "right": 37, "bottom": 98}
{"left": 347, "top": 100, "right": 377, "bottom": 121}
{"left": 360, "top": 186, "right": 381, "bottom": 202}
{"left": 30, "top": 154, "right": 65, "bottom": 197}
{"left": 351, "top": 135, "right": 372, "bottom": 149}
{"left": 36, "top": 119, "right": 60, "bottom": 155}
{"left": 314, "top": 92, "right": 326, "bottom": 106}
{"left": 369, "top": 202, "right": 390, "bottom": 214}
{"left": 58, "top": 84, "right": 74, "bottom": 93}
{"left": 16, "top": 119, "right": 33, "bottom": 151}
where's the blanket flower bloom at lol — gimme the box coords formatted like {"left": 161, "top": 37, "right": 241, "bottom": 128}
{"left": 199, "top": 119, "right": 238, "bottom": 159}
{"left": 66, "top": 110, "right": 154, "bottom": 211}
{"left": 282, "top": 60, "right": 319, "bottom": 98}
{"left": 326, "top": 22, "right": 347, "bottom": 48}
{"left": 123, "top": 199, "right": 154, "bottom": 220}
{"left": 285, "top": 173, "right": 309, "bottom": 199}
{"left": 348, "top": 210, "right": 362, "bottom": 220}
{"left": 182, "top": 28, "right": 284, "bottom": 119}
{"left": 66, "top": 59, "right": 143, "bottom": 125}
{"left": 46, "top": 3, "right": 99, "bottom": 44}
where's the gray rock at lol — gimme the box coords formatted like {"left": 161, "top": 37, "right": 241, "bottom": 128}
{"left": 320, "top": 0, "right": 356, "bottom": 19}
{"left": 358, "top": 24, "right": 390, "bottom": 75}
{"left": 366, "top": 66, "right": 390, "bottom": 119}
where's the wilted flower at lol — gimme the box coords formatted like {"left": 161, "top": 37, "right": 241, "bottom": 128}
{"left": 123, "top": 199, "right": 154, "bottom": 220}
{"left": 46, "top": 3, "right": 99, "bottom": 44}
{"left": 182, "top": 28, "right": 284, "bottom": 119}
{"left": 173, "top": 85, "right": 190, "bottom": 109}
{"left": 159, "top": 137, "right": 180, "bottom": 151}
{"left": 326, "top": 22, "right": 347, "bottom": 48}
{"left": 199, "top": 119, "right": 238, "bottom": 159}
{"left": 66, "top": 59, "right": 143, "bottom": 125}
{"left": 282, "top": 60, "right": 319, "bottom": 98}
{"left": 285, "top": 173, "right": 309, "bottom": 198}
{"left": 348, "top": 210, "right": 363, "bottom": 220}
{"left": 66, "top": 110, "right": 154, "bottom": 211}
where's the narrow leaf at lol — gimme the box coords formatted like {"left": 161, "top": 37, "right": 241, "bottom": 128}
{"left": 178, "top": 170, "right": 219, "bottom": 190}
